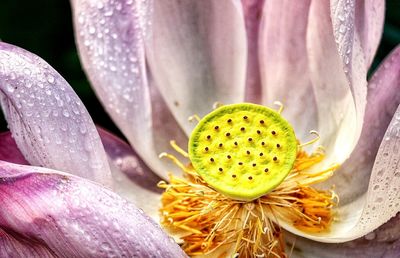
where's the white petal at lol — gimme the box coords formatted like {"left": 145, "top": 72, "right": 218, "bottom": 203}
{"left": 0, "top": 42, "right": 112, "bottom": 187}
{"left": 146, "top": 0, "right": 247, "bottom": 135}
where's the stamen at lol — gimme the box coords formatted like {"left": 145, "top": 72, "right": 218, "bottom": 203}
{"left": 273, "top": 101, "right": 284, "bottom": 114}
{"left": 299, "top": 130, "right": 320, "bottom": 148}
{"left": 170, "top": 140, "right": 189, "bottom": 158}
{"left": 188, "top": 114, "right": 201, "bottom": 123}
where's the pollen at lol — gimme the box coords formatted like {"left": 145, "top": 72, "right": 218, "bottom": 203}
{"left": 188, "top": 103, "right": 297, "bottom": 201}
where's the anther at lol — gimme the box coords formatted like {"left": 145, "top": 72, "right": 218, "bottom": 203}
{"left": 276, "top": 143, "right": 281, "bottom": 148}
{"left": 240, "top": 127, "right": 245, "bottom": 131}
{"left": 260, "top": 120, "right": 265, "bottom": 124}
{"left": 219, "top": 143, "right": 223, "bottom": 147}
{"left": 214, "top": 126, "right": 219, "bottom": 130}
{"left": 271, "top": 130, "right": 276, "bottom": 135}
{"left": 246, "top": 150, "right": 250, "bottom": 155}
{"left": 226, "top": 132, "right": 231, "bottom": 137}
{"left": 210, "top": 158, "right": 215, "bottom": 162}
{"left": 227, "top": 155, "right": 231, "bottom": 159}
{"left": 248, "top": 138, "right": 253, "bottom": 142}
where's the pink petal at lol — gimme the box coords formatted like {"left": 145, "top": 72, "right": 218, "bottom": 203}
{"left": 329, "top": 46, "right": 400, "bottom": 204}
{"left": 72, "top": 0, "right": 186, "bottom": 179}
{"left": 258, "top": 0, "right": 317, "bottom": 140}
{"left": 0, "top": 131, "right": 28, "bottom": 165}
{"left": 241, "top": 0, "right": 264, "bottom": 103}
{"left": 145, "top": 0, "right": 247, "bottom": 135}
{"left": 306, "top": 1, "right": 366, "bottom": 165}
{"left": 0, "top": 161, "right": 186, "bottom": 257}
{"left": 355, "top": 0, "right": 385, "bottom": 67}
{"left": 0, "top": 42, "right": 112, "bottom": 187}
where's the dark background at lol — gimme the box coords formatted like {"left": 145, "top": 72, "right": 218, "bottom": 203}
{"left": 0, "top": 0, "right": 399, "bottom": 136}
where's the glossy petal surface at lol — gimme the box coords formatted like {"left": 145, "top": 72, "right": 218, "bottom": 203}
{"left": 146, "top": 0, "right": 247, "bottom": 135}
{"left": 0, "top": 42, "right": 112, "bottom": 187}
{"left": 0, "top": 161, "right": 187, "bottom": 258}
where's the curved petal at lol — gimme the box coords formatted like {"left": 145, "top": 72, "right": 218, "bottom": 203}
{"left": 279, "top": 46, "right": 400, "bottom": 242}
{"left": 145, "top": 0, "right": 247, "bottom": 135}
{"left": 306, "top": 1, "right": 366, "bottom": 167}
{"left": 0, "top": 160, "right": 187, "bottom": 257}
{"left": 0, "top": 132, "right": 28, "bottom": 165}
{"left": 241, "top": 0, "right": 264, "bottom": 104}
{"left": 72, "top": 0, "right": 187, "bottom": 179}
{"left": 328, "top": 46, "right": 400, "bottom": 204}
{"left": 0, "top": 42, "right": 112, "bottom": 187}
{"left": 289, "top": 213, "right": 400, "bottom": 258}
{"left": 355, "top": 0, "right": 385, "bottom": 67}
{"left": 258, "top": 0, "right": 317, "bottom": 141}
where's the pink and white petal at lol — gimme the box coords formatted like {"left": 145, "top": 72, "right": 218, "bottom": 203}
{"left": 288, "top": 214, "right": 400, "bottom": 258}
{"left": 146, "top": 0, "right": 247, "bottom": 135}
{"left": 0, "top": 132, "right": 28, "bottom": 165}
{"left": 327, "top": 46, "right": 400, "bottom": 204}
{"left": 98, "top": 127, "right": 163, "bottom": 219}
{"left": 241, "top": 0, "right": 264, "bottom": 104}
{"left": 279, "top": 46, "right": 400, "bottom": 242}
{"left": 355, "top": 0, "right": 385, "bottom": 67}
{"left": 72, "top": 0, "right": 184, "bottom": 179}
{"left": 306, "top": 1, "right": 365, "bottom": 166}
{"left": 0, "top": 42, "right": 112, "bottom": 187}
{"left": 0, "top": 161, "right": 187, "bottom": 258}
{"left": 258, "top": 0, "right": 317, "bottom": 141}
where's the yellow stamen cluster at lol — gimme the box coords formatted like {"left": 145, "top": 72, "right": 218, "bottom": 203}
{"left": 159, "top": 147, "right": 338, "bottom": 257}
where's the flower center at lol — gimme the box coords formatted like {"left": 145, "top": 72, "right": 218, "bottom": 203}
{"left": 189, "top": 103, "right": 297, "bottom": 201}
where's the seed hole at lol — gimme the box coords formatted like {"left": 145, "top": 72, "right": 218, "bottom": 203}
{"left": 205, "top": 147, "right": 209, "bottom": 151}
{"left": 210, "top": 158, "right": 215, "bottom": 162}
{"left": 214, "top": 126, "right": 219, "bottom": 130}
{"left": 273, "top": 156, "right": 278, "bottom": 161}
{"left": 241, "top": 127, "right": 245, "bottom": 131}
{"left": 257, "top": 130, "right": 261, "bottom": 134}
{"left": 238, "top": 162, "right": 243, "bottom": 165}
{"left": 248, "top": 176, "right": 253, "bottom": 180}
{"left": 226, "top": 132, "right": 231, "bottom": 137}
{"left": 227, "top": 155, "right": 231, "bottom": 159}
{"left": 219, "top": 168, "right": 223, "bottom": 172}
{"left": 243, "top": 116, "right": 248, "bottom": 120}
{"left": 260, "top": 120, "right": 265, "bottom": 124}
{"left": 219, "top": 143, "right": 223, "bottom": 147}
{"left": 252, "top": 163, "right": 256, "bottom": 167}
{"left": 246, "top": 150, "right": 251, "bottom": 155}
{"left": 234, "top": 142, "right": 238, "bottom": 146}
{"left": 207, "top": 135, "right": 211, "bottom": 140}
{"left": 271, "top": 130, "right": 276, "bottom": 135}
{"left": 276, "top": 143, "right": 281, "bottom": 148}
{"left": 232, "top": 174, "right": 237, "bottom": 178}
{"left": 261, "top": 142, "right": 265, "bottom": 146}
{"left": 248, "top": 138, "right": 253, "bottom": 142}
{"left": 264, "top": 168, "right": 269, "bottom": 172}
{"left": 227, "top": 119, "right": 232, "bottom": 123}
{"left": 259, "top": 153, "right": 263, "bottom": 156}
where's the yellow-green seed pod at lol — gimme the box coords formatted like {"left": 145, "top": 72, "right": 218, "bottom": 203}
{"left": 188, "top": 103, "right": 297, "bottom": 201}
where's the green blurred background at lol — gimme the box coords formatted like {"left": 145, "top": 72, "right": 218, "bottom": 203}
{"left": 0, "top": 0, "right": 399, "bottom": 136}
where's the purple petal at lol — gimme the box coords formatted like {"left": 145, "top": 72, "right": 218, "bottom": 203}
{"left": 241, "top": 0, "right": 264, "bottom": 103}
{"left": 0, "top": 131, "right": 28, "bottom": 165}
{"left": 0, "top": 161, "right": 186, "bottom": 257}
{"left": 0, "top": 42, "right": 112, "bottom": 187}
{"left": 355, "top": 0, "right": 385, "bottom": 67}
{"left": 145, "top": 0, "right": 247, "bottom": 135}
{"left": 72, "top": 0, "right": 186, "bottom": 179}
{"left": 258, "top": 0, "right": 317, "bottom": 141}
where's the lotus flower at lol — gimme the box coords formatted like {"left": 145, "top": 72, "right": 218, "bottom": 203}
{"left": 0, "top": 0, "right": 399, "bottom": 257}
